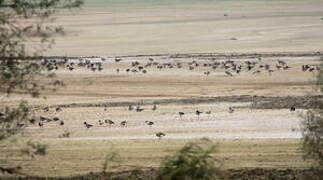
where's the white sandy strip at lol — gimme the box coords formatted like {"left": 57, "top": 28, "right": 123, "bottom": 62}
{"left": 41, "top": 131, "right": 302, "bottom": 141}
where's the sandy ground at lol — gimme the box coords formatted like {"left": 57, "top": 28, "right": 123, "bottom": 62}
{"left": 43, "top": 0, "right": 323, "bottom": 56}
{"left": 26, "top": 103, "right": 303, "bottom": 140}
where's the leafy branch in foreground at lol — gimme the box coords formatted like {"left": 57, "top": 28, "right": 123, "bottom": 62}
{"left": 158, "top": 138, "right": 222, "bottom": 180}
{"left": 0, "top": 101, "right": 31, "bottom": 141}
{"left": 0, "top": 0, "right": 83, "bottom": 96}
{"left": 302, "top": 57, "right": 323, "bottom": 170}
{"left": 102, "top": 152, "right": 122, "bottom": 175}
{"left": 302, "top": 108, "right": 323, "bottom": 167}
{"left": 0, "top": 0, "right": 83, "bottom": 175}
{"left": 21, "top": 141, "right": 47, "bottom": 158}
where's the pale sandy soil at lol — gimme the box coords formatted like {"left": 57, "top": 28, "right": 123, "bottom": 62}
{"left": 44, "top": 0, "right": 323, "bottom": 56}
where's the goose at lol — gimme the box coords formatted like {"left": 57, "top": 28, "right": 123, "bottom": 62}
{"left": 38, "top": 122, "right": 43, "bottom": 128}
{"left": 105, "top": 119, "right": 115, "bottom": 125}
{"left": 55, "top": 107, "right": 62, "bottom": 112}
{"left": 225, "top": 71, "right": 233, "bottom": 77}
{"left": 196, "top": 110, "right": 202, "bottom": 116}
{"left": 120, "top": 121, "right": 127, "bottom": 126}
{"left": 252, "top": 70, "right": 261, "bottom": 74}
{"left": 128, "top": 105, "right": 133, "bottom": 111}
{"left": 98, "top": 120, "right": 104, "bottom": 126}
{"left": 84, "top": 122, "right": 93, "bottom": 128}
{"left": 277, "top": 60, "right": 286, "bottom": 65}
{"left": 29, "top": 119, "right": 36, "bottom": 124}
{"left": 156, "top": 132, "right": 166, "bottom": 139}
{"left": 136, "top": 105, "right": 144, "bottom": 112}
{"left": 115, "top": 58, "right": 122, "bottom": 62}
{"left": 152, "top": 104, "right": 157, "bottom": 111}
{"left": 16, "top": 123, "right": 25, "bottom": 129}
{"left": 43, "top": 107, "right": 49, "bottom": 112}
{"left": 40, "top": 116, "right": 48, "bottom": 121}
{"left": 178, "top": 112, "right": 185, "bottom": 117}
{"left": 145, "top": 121, "right": 154, "bottom": 126}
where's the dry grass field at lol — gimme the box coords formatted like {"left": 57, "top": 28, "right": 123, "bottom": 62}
{"left": 1, "top": 0, "right": 323, "bottom": 178}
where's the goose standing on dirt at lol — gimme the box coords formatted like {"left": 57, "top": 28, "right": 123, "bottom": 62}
{"left": 225, "top": 71, "right": 233, "bottom": 77}
{"left": 145, "top": 121, "right": 154, "bottom": 126}
{"left": 43, "top": 107, "right": 49, "bottom": 112}
{"left": 204, "top": 71, "right": 210, "bottom": 76}
{"left": 105, "top": 119, "right": 115, "bottom": 125}
{"left": 196, "top": 110, "right": 202, "bottom": 119}
{"left": 38, "top": 122, "right": 44, "bottom": 128}
{"left": 16, "top": 123, "right": 25, "bottom": 129}
{"left": 84, "top": 122, "right": 93, "bottom": 128}
{"left": 98, "top": 120, "right": 104, "bottom": 126}
{"left": 55, "top": 107, "right": 62, "bottom": 112}
{"left": 178, "top": 112, "right": 185, "bottom": 119}
{"left": 136, "top": 105, "right": 144, "bottom": 112}
{"left": 156, "top": 132, "right": 166, "bottom": 139}
{"left": 40, "top": 116, "right": 48, "bottom": 122}
{"left": 120, "top": 121, "right": 127, "bottom": 126}
{"left": 128, "top": 105, "right": 133, "bottom": 111}
{"left": 29, "top": 118, "right": 36, "bottom": 124}
{"left": 152, "top": 104, "right": 157, "bottom": 111}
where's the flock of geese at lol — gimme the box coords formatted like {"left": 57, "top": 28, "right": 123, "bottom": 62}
{"left": 6, "top": 102, "right": 298, "bottom": 139}
{"left": 40, "top": 56, "right": 320, "bottom": 77}
{"left": 31, "top": 103, "right": 239, "bottom": 139}
{"left": 4, "top": 56, "right": 315, "bottom": 139}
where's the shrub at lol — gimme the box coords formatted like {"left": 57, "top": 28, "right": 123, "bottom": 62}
{"left": 158, "top": 138, "right": 222, "bottom": 180}
{"left": 301, "top": 57, "right": 323, "bottom": 170}
{"left": 59, "top": 130, "right": 72, "bottom": 138}
{"left": 302, "top": 109, "right": 323, "bottom": 167}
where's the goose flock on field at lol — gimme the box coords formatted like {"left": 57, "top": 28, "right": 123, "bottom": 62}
{"left": 1, "top": 102, "right": 298, "bottom": 140}
{"left": 38, "top": 56, "right": 320, "bottom": 77}
{"left": 2, "top": 55, "right": 315, "bottom": 139}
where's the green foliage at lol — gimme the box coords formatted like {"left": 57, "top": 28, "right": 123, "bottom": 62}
{"left": 21, "top": 141, "right": 47, "bottom": 158}
{"left": 59, "top": 130, "right": 72, "bottom": 138}
{"left": 302, "top": 57, "right": 323, "bottom": 168}
{"left": 102, "top": 152, "right": 122, "bottom": 175}
{"left": 316, "top": 57, "right": 323, "bottom": 92}
{"left": 0, "top": 0, "right": 82, "bottom": 96}
{"left": 0, "top": 0, "right": 83, "bottom": 138}
{"left": 127, "top": 168, "right": 146, "bottom": 180}
{"left": 0, "top": 101, "right": 31, "bottom": 140}
{"left": 0, "top": 0, "right": 83, "bottom": 175}
{"left": 302, "top": 108, "right": 323, "bottom": 167}
{"left": 158, "top": 139, "right": 222, "bottom": 180}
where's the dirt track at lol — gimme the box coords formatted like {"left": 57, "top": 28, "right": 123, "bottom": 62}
{"left": 46, "top": 95, "right": 323, "bottom": 110}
